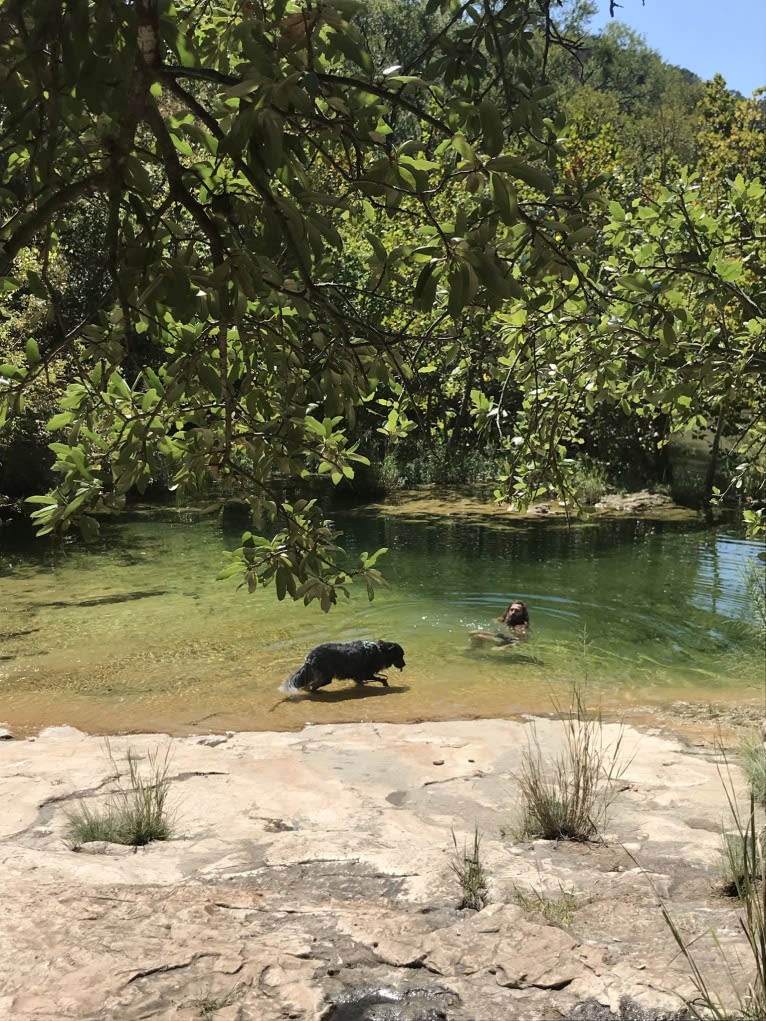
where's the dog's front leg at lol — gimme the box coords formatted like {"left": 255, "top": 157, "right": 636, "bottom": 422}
{"left": 309, "top": 676, "right": 333, "bottom": 692}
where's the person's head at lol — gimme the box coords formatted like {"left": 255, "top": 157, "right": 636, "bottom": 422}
{"left": 504, "top": 600, "right": 529, "bottom": 626}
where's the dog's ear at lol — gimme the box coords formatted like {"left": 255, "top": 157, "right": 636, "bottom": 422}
{"left": 389, "top": 642, "right": 405, "bottom": 665}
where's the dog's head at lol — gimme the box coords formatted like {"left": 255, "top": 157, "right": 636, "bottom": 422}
{"left": 378, "top": 640, "right": 406, "bottom": 670}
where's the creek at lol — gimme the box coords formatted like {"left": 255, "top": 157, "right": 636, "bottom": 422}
{"left": 0, "top": 499, "right": 763, "bottom": 736}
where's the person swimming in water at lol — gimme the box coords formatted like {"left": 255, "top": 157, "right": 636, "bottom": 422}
{"left": 469, "top": 599, "right": 530, "bottom": 647}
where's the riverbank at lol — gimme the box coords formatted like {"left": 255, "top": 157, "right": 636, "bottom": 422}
{"left": 0, "top": 716, "right": 759, "bottom": 1020}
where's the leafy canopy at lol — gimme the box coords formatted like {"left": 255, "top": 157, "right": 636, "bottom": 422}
{"left": 0, "top": 0, "right": 599, "bottom": 606}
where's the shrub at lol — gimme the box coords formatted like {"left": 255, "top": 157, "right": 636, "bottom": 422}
{"left": 387, "top": 443, "right": 503, "bottom": 488}
{"left": 571, "top": 458, "right": 610, "bottom": 506}
{"left": 375, "top": 452, "right": 405, "bottom": 493}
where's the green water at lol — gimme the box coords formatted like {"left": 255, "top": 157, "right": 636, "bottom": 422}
{"left": 0, "top": 504, "right": 763, "bottom": 735}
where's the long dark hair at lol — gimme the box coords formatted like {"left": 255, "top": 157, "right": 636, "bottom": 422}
{"left": 503, "top": 600, "right": 529, "bottom": 626}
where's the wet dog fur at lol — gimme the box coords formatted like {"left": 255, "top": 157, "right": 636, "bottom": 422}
{"left": 280, "top": 640, "right": 406, "bottom": 694}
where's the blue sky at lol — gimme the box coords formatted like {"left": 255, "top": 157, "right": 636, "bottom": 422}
{"left": 588, "top": 1, "right": 766, "bottom": 97}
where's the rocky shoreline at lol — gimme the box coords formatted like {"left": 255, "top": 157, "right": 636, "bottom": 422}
{"left": 0, "top": 716, "right": 759, "bottom": 1020}
{"left": 355, "top": 486, "right": 700, "bottom": 524}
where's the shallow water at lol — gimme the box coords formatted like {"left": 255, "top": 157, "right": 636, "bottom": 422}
{"left": 0, "top": 504, "right": 763, "bottom": 736}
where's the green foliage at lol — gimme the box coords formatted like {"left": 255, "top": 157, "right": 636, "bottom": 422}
{"left": 744, "top": 511, "right": 766, "bottom": 541}
{"left": 583, "top": 23, "right": 668, "bottom": 115}
{"left": 571, "top": 458, "right": 609, "bottom": 506}
{"left": 488, "top": 170, "right": 766, "bottom": 525}
{"left": 373, "top": 452, "right": 405, "bottom": 493}
{"left": 216, "top": 500, "right": 389, "bottom": 607}
{"left": 0, "top": 0, "right": 598, "bottom": 603}
{"left": 1, "top": 0, "right": 764, "bottom": 591}
{"left": 386, "top": 443, "right": 502, "bottom": 489}
{"left": 696, "top": 76, "right": 766, "bottom": 185}
{"left": 554, "top": 16, "right": 704, "bottom": 187}
{"left": 65, "top": 744, "right": 173, "bottom": 849}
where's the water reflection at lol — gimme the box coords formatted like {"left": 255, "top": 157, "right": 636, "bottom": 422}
{"left": 0, "top": 506, "right": 762, "bottom": 736}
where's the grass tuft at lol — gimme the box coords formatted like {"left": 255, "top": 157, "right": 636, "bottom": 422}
{"left": 66, "top": 741, "right": 174, "bottom": 849}
{"left": 450, "top": 826, "right": 489, "bottom": 911}
{"left": 739, "top": 734, "right": 766, "bottom": 810}
{"left": 663, "top": 748, "right": 766, "bottom": 1020}
{"left": 515, "top": 686, "right": 628, "bottom": 843}
{"left": 510, "top": 882, "right": 579, "bottom": 925}
{"left": 718, "top": 827, "right": 766, "bottom": 898}
{"left": 572, "top": 458, "right": 610, "bottom": 506}
{"left": 192, "top": 993, "right": 234, "bottom": 1019}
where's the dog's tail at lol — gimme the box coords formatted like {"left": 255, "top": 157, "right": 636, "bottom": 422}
{"left": 279, "top": 662, "right": 312, "bottom": 694}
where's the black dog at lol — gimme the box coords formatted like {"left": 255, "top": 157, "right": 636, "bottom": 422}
{"left": 279, "top": 640, "right": 406, "bottom": 694}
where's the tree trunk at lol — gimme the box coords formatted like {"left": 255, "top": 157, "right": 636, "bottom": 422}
{"left": 703, "top": 407, "right": 726, "bottom": 512}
